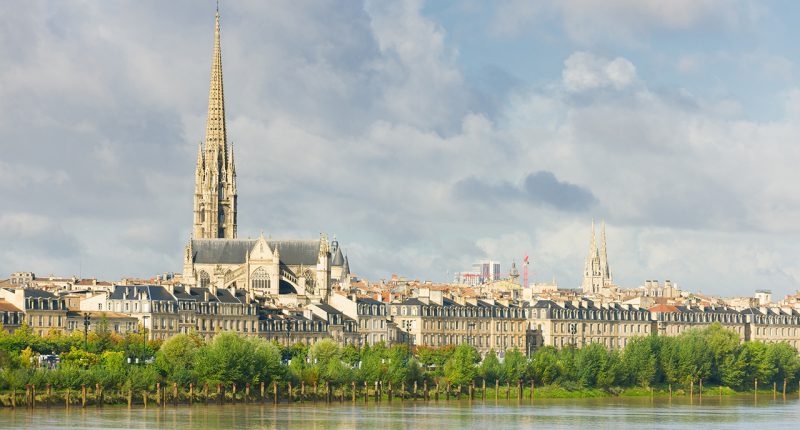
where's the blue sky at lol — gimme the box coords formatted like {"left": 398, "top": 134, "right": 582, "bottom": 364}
{"left": 3, "top": 0, "right": 800, "bottom": 298}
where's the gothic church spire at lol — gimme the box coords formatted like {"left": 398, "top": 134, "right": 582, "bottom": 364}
{"left": 193, "top": 8, "right": 237, "bottom": 239}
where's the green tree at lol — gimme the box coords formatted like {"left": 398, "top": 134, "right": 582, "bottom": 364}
{"left": 529, "top": 347, "right": 563, "bottom": 385}
{"left": 622, "top": 336, "right": 658, "bottom": 387}
{"left": 500, "top": 348, "right": 527, "bottom": 383}
{"left": 479, "top": 349, "right": 501, "bottom": 384}
{"left": 154, "top": 334, "right": 202, "bottom": 384}
{"left": 443, "top": 344, "right": 479, "bottom": 386}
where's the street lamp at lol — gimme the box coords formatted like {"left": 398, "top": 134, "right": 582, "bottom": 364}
{"left": 569, "top": 323, "right": 577, "bottom": 357}
{"left": 141, "top": 315, "right": 149, "bottom": 360}
{"left": 82, "top": 313, "right": 91, "bottom": 350}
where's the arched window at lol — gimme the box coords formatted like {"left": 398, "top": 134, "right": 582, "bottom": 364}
{"left": 199, "top": 271, "right": 210, "bottom": 289}
{"left": 251, "top": 267, "right": 270, "bottom": 291}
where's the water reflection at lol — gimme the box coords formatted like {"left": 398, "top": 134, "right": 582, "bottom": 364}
{"left": 1, "top": 396, "right": 798, "bottom": 430}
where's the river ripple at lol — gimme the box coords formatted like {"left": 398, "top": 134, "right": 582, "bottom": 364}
{"left": 0, "top": 396, "right": 798, "bottom": 429}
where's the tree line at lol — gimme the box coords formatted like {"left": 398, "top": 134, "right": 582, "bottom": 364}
{"left": 1, "top": 322, "right": 798, "bottom": 395}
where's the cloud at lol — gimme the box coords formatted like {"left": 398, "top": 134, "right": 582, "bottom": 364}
{"left": 490, "top": 0, "right": 752, "bottom": 45}
{"left": 453, "top": 171, "right": 597, "bottom": 212}
{"left": 562, "top": 52, "right": 637, "bottom": 92}
{"left": 2, "top": 1, "right": 800, "bottom": 298}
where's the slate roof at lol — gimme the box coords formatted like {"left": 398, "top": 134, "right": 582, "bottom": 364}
{"left": 312, "top": 302, "right": 342, "bottom": 315}
{"left": 356, "top": 297, "right": 383, "bottom": 306}
{"left": 331, "top": 247, "right": 345, "bottom": 266}
{"left": 109, "top": 285, "right": 176, "bottom": 301}
{"left": 172, "top": 286, "right": 245, "bottom": 304}
{"left": 191, "top": 238, "right": 320, "bottom": 266}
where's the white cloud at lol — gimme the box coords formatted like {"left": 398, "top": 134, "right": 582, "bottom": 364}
{"left": 562, "top": 52, "right": 638, "bottom": 92}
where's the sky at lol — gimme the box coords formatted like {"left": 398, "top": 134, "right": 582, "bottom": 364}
{"left": 2, "top": 0, "right": 800, "bottom": 298}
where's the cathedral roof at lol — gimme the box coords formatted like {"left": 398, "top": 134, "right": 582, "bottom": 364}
{"left": 191, "top": 238, "right": 320, "bottom": 266}
{"left": 331, "top": 246, "right": 345, "bottom": 266}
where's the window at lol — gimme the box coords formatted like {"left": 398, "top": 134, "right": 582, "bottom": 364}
{"left": 251, "top": 267, "right": 271, "bottom": 291}
{"left": 199, "top": 271, "right": 211, "bottom": 289}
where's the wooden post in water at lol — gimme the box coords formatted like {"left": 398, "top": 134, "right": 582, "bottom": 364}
{"left": 205, "top": 383, "right": 209, "bottom": 405}
{"left": 773, "top": 382, "right": 777, "bottom": 400}
{"left": 127, "top": 388, "right": 133, "bottom": 408}
{"left": 435, "top": 382, "right": 439, "bottom": 401}
{"left": 754, "top": 379, "right": 758, "bottom": 401}
{"left": 143, "top": 390, "right": 148, "bottom": 408}
{"left": 260, "top": 382, "right": 265, "bottom": 403}
{"left": 32, "top": 385, "right": 36, "bottom": 409}
{"left": 470, "top": 382, "right": 474, "bottom": 400}
{"left": 531, "top": 380, "right": 535, "bottom": 400}
{"left": 11, "top": 388, "right": 16, "bottom": 409}
{"left": 782, "top": 379, "right": 787, "bottom": 399}
{"left": 424, "top": 380, "right": 428, "bottom": 401}
{"left": 689, "top": 380, "right": 693, "bottom": 400}
{"left": 719, "top": 385, "right": 722, "bottom": 397}
{"left": 156, "top": 383, "right": 161, "bottom": 406}
{"left": 506, "top": 381, "right": 510, "bottom": 400}
{"left": 327, "top": 381, "right": 332, "bottom": 403}
{"left": 217, "top": 384, "right": 223, "bottom": 405}
{"left": 388, "top": 383, "right": 393, "bottom": 402}
{"left": 699, "top": 379, "right": 703, "bottom": 399}
{"left": 518, "top": 380, "right": 522, "bottom": 399}
{"left": 445, "top": 383, "right": 450, "bottom": 401}
{"left": 364, "top": 381, "right": 368, "bottom": 403}
{"left": 65, "top": 388, "right": 70, "bottom": 409}
{"left": 315, "top": 382, "right": 319, "bottom": 402}
{"left": 352, "top": 382, "right": 356, "bottom": 403}
{"left": 246, "top": 383, "right": 251, "bottom": 404}
{"left": 46, "top": 383, "right": 51, "bottom": 407}
{"left": 401, "top": 382, "right": 405, "bottom": 400}
{"left": 232, "top": 383, "right": 237, "bottom": 404}
{"left": 374, "top": 381, "right": 380, "bottom": 402}
{"left": 495, "top": 380, "right": 499, "bottom": 401}
{"left": 287, "top": 382, "right": 293, "bottom": 403}
{"left": 174, "top": 383, "right": 179, "bottom": 406}
{"left": 413, "top": 381, "right": 418, "bottom": 400}
{"left": 668, "top": 384, "right": 672, "bottom": 399}
{"left": 189, "top": 383, "right": 194, "bottom": 405}
{"left": 482, "top": 379, "right": 486, "bottom": 400}
{"left": 273, "top": 382, "right": 278, "bottom": 405}
{"left": 81, "top": 384, "right": 87, "bottom": 408}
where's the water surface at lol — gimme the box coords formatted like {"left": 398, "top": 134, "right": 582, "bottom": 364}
{"left": 1, "top": 396, "right": 798, "bottom": 429}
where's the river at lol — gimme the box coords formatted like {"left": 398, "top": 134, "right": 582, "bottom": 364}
{"left": 1, "top": 396, "right": 798, "bottom": 429}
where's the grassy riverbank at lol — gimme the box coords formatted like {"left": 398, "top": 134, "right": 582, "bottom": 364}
{"left": 2, "top": 382, "right": 797, "bottom": 408}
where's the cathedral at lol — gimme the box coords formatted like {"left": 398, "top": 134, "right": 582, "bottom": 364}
{"left": 581, "top": 220, "right": 614, "bottom": 295}
{"left": 181, "top": 10, "right": 350, "bottom": 304}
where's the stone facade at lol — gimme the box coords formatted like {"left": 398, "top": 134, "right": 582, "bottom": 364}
{"left": 389, "top": 290, "right": 527, "bottom": 356}
{"left": 0, "top": 288, "right": 67, "bottom": 336}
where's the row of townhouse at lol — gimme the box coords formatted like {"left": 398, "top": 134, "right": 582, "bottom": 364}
{"left": 529, "top": 299, "right": 800, "bottom": 351}
{"left": 388, "top": 289, "right": 528, "bottom": 356}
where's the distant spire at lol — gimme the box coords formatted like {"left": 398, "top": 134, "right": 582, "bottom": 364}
{"left": 600, "top": 220, "right": 611, "bottom": 280}
{"left": 590, "top": 219, "right": 597, "bottom": 256}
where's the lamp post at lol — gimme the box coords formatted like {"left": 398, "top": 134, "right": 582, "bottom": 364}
{"left": 141, "top": 315, "right": 149, "bottom": 360}
{"left": 569, "top": 323, "right": 577, "bottom": 357}
{"left": 82, "top": 313, "right": 91, "bottom": 350}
